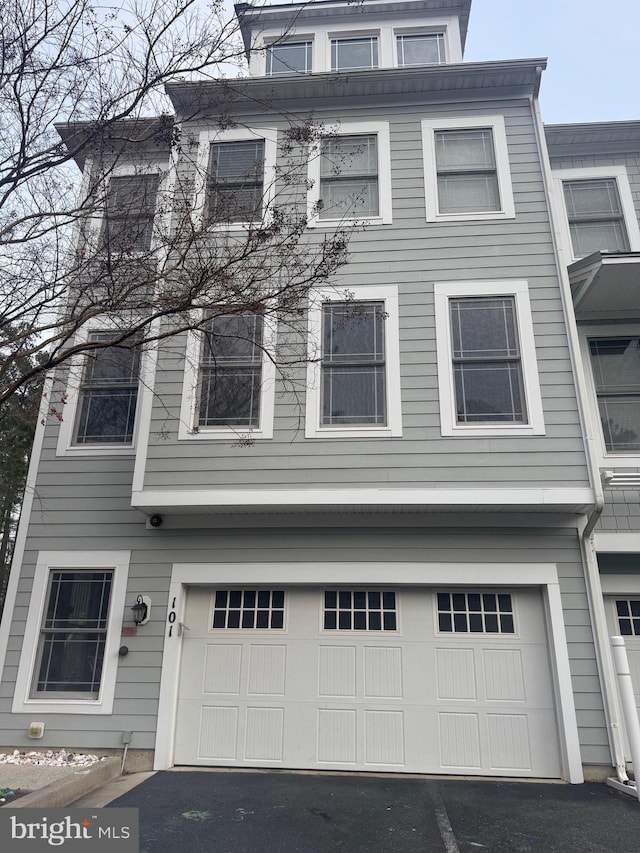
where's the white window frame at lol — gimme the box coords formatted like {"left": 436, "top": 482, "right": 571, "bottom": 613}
{"left": 56, "top": 319, "right": 148, "bottom": 457}
{"left": 305, "top": 284, "right": 402, "bottom": 439}
{"left": 328, "top": 31, "right": 380, "bottom": 72}
{"left": 434, "top": 280, "right": 545, "bottom": 437}
{"left": 579, "top": 323, "right": 640, "bottom": 468}
{"left": 12, "top": 551, "right": 130, "bottom": 715}
{"left": 421, "top": 115, "right": 516, "bottom": 222}
{"left": 193, "top": 127, "right": 278, "bottom": 231}
{"left": 552, "top": 166, "right": 640, "bottom": 262}
{"left": 265, "top": 37, "right": 313, "bottom": 75}
{"left": 394, "top": 28, "right": 448, "bottom": 67}
{"left": 307, "top": 121, "right": 392, "bottom": 227}
{"left": 83, "top": 162, "right": 168, "bottom": 255}
{"left": 178, "top": 312, "right": 277, "bottom": 441}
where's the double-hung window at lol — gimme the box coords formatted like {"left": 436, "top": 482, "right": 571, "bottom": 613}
{"left": 331, "top": 36, "right": 378, "bottom": 71}
{"left": 207, "top": 140, "right": 265, "bottom": 223}
{"left": 198, "top": 314, "right": 264, "bottom": 429}
{"left": 73, "top": 331, "right": 141, "bottom": 445}
{"left": 266, "top": 40, "right": 312, "bottom": 75}
{"left": 562, "top": 179, "right": 630, "bottom": 258}
{"left": 319, "top": 135, "right": 379, "bottom": 219}
{"left": 306, "top": 285, "right": 402, "bottom": 438}
{"left": 422, "top": 116, "right": 515, "bottom": 221}
{"left": 321, "top": 301, "right": 386, "bottom": 427}
{"left": 450, "top": 296, "right": 526, "bottom": 425}
{"left": 396, "top": 32, "right": 445, "bottom": 66}
{"left": 100, "top": 174, "right": 159, "bottom": 254}
{"left": 588, "top": 337, "right": 640, "bottom": 453}
{"left": 434, "top": 281, "right": 544, "bottom": 436}
{"left": 309, "top": 121, "right": 391, "bottom": 225}
{"left": 553, "top": 166, "right": 640, "bottom": 260}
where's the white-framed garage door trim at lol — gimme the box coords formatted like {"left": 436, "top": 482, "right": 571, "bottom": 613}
{"left": 154, "top": 561, "right": 583, "bottom": 783}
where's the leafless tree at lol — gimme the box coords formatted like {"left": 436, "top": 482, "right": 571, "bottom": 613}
{"left": 0, "top": 0, "right": 354, "bottom": 411}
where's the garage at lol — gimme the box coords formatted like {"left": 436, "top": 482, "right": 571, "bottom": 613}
{"left": 174, "top": 586, "right": 561, "bottom": 777}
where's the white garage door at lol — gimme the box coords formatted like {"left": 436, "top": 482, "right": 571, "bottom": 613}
{"left": 174, "top": 586, "right": 561, "bottom": 777}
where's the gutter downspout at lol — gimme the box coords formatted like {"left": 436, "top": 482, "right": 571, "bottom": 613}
{"left": 530, "top": 67, "right": 629, "bottom": 784}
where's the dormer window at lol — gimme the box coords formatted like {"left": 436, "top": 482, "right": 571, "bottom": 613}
{"left": 331, "top": 36, "right": 379, "bottom": 71}
{"left": 396, "top": 33, "right": 445, "bottom": 66}
{"left": 266, "top": 40, "right": 312, "bottom": 75}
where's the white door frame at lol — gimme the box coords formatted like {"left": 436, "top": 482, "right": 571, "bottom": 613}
{"left": 154, "top": 561, "right": 583, "bottom": 783}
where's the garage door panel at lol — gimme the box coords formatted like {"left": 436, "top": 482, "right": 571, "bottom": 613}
{"left": 175, "top": 586, "right": 561, "bottom": 777}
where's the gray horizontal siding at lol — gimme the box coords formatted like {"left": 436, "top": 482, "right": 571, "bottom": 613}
{"left": 0, "top": 500, "right": 608, "bottom": 764}
{"left": 136, "top": 98, "right": 590, "bottom": 492}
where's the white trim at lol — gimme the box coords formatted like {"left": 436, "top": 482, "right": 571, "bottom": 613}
{"left": 131, "top": 486, "right": 593, "bottom": 509}
{"left": 421, "top": 115, "right": 516, "bottom": 222}
{"left": 551, "top": 166, "right": 640, "bottom": 263}
{"left": 304, "top": 284, "right": 402, "bottom": 438}
{"left": 178, "top": 314, "right": 277, "bottom": 441}
{"left": 247, "top": 15, "right": 462, "bottom": 75}
{"left": 434, "top": 279, "right": 545, "bottom": 436}
{"left": 193, "top": 127, "right": 278, "bottom": 230}
{"left": 153, "top": 560, "right": 583, "bottom": 784}
{"left": 594, "top": 532, "right": 640, "bottom": 553}
{"left": 55, "top": 318, "right": 151, "bottom": 457}
{"left": 578, "top": 322, "right": 640, "bottom": 468}
{"left": 601, "top": 574, "right": 640, "bottom": 595}
{"left": 307, "top": 121, "right": 392, "bottom": 227}
{"left": 0, "top": 379, "right": 51, "bottom": 687}
{"left": 12, "top": 550, "right": 130, "bottom": 715}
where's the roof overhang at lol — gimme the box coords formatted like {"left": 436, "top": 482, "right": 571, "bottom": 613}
{"left": 569, "top": 252, "right": 640, "bottom": 320}
{"left": 545, "top": 121, "right": 640, "bottom": 159}
{"left": 55, "top": 117, "right": 174, "bottom": 171}
{"left": 166, "top": 58, "right": 546, "bottom": 118}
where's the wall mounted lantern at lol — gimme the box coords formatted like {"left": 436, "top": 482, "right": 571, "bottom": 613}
{"left": 131, "top": 594, "right": 151, "bottom": 626}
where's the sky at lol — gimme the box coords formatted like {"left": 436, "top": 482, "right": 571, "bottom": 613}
{"left": 464, "top": 0, "right": 640, "bottom": 124}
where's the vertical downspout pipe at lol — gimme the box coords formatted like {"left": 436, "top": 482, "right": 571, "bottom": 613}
{"left": 529, "top": 67, "right": 628, "bottom": 782}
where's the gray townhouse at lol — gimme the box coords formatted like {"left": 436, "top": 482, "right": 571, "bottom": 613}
{"left": 1, "top": 0, "right": 638, "bottom": 785}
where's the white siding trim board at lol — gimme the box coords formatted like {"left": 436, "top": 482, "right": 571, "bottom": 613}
{"left": 154, "top": 559, "right": 583, "bottom": 783}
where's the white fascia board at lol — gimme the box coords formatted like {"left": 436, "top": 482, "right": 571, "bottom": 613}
{"left": 593, "top": 532, "right": 640, "bottom": 553}
{"left": 132, "top": 486, "right": 594, "bottom": 509}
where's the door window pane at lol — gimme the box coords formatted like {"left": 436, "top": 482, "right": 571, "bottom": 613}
{"left": 323, "top": 589, "right": 397, "bottom": 631}
{"left": 438, "top": 591, "right": 515, "bottom": 634}
{"left": 211, "top": 589, "right": 285, "bottom": 629}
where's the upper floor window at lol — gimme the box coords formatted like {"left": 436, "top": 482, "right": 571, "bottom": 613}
{"left": 562, "top": 179, "right": 630, "bottom": 258}
{"left": 331, "top": 36, "right": 378, "bottom": 71}
{"left": 422, "top": 116, "right": 515, "bottom": 222}
{"left": 305, "top": 284, "right": 402, "bottom": 439}
{"left": 553, "top": 166, "right": 640, "bottom": 261}
{"left": 396, "top": 32, "right": 445, "bottom": 66}
{"left": 319, "top": 134, "right": 378, "bottom": 219}
{"left": 321, "top": 301, "right": 386, "bottom": 428}
{"left": 198, "top": 314, "right": 264, "bottom": 429}
{"left": 266, "top": 40, "right": 312, "bottom": 75}
{"left": 308, "top": 121, "right": 392, "bottom": 226}
{"left": 450, "top": 296, "right": 526, "bottom": 425}
{"left": 100, "top": 174, "right": 159, "bottom": 253}
{"left": 73, "top": 332, "right": 141, "bottom": 445}
{"left": 207, "top": 140, "right": 265, "bottom": 223}
{"left": 588, "top": 337, "right": 640, "bottom": 453}
{"left": 434, "top": 280, "right": 545, "bottom": 436}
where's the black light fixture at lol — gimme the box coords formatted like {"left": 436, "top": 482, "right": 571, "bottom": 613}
{"left": 131, "top": 595, "right": 151, "bottom": 626}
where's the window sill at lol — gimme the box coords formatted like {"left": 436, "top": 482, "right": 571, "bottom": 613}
{"left": 429, "top": 209, "right": 515, "bottom": 223}
{"left": 305, "top": 425, "right": 401, "bottom": 439}
{"left": 308, "top": 214, "right": 390, "bottom": 227}
{"left": 441, "top": 423, "right": 545, "bottom": 438}
{"left": 12, "top": 697, "right": 111, "bottom": 715}
{"left": 56, "top": 443, "right": 136, "bottom": 457}
{"left": 178, "top": 427, "right": 273, "bottom": 441}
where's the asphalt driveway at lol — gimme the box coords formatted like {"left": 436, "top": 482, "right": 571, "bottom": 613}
{"left": 108, "top": 769, "right": 640, "bottom": 853}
